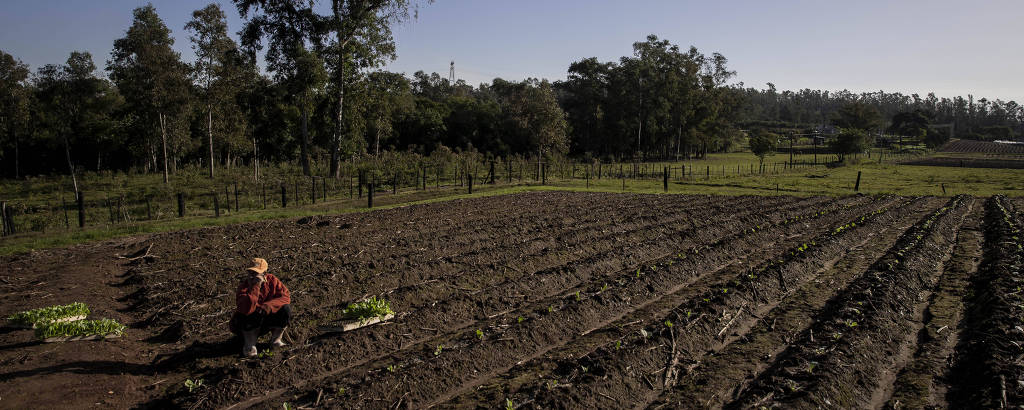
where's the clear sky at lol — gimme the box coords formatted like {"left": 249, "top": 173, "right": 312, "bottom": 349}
{"left": 1, "top": 0, "right": 1021, "bottom": 101}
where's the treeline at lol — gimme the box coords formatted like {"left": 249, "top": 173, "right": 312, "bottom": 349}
{"left": 738, "top": 86, "right": 1024, "bottom": 141}
{"left": 2, "top": 2, "right": 1023, "bottom": 182}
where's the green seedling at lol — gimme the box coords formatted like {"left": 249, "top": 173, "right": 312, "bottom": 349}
{"left": 476, "top": 329, "right": 484, "bottom": 340}
{"left": 832, "top": 332, "right": 842, "bottom": 340}
{"left": 845, "top": 320, "right": 858, "bottom": 328}
{"left": 434, "top": 344, "right": 444, "bottom": 356}
{"left": 615, "top": 340, "right": 621, "bottom": 350}
{"left": 8, "top": 302, "right": 90, "bottom": 328}
{"left": 184, "top": 379, "right": 204, "bottom": 393}
{"left": 600, "top": 284, "right": 608, "bottom": 293}
{"left": 386, "top": 364, "right": 396, "bottom": 372}
{"left": 517, "top": 316, "right": 525, "bottom": 324}
{"left": 257, "top": 350, "right": 274, "bottom": 359}
{"left": 341, "top": 296, "right": 395, "bottom": 323}
{"left": 283, "top": 403, "right": 292, "bottom": 410}
{"left": 575, "top": 291, "right": 581, "bottom": 301}
{"left": 547, "top": 305, "right": 553, "bottom": 313}
{"left": 505, "top": 398, "right": 515, "bottom": 410}
{"left": 665, "top": 320, "right": 673, "bottom": 328}
{"left": 34, "top": 318, "right": 125, "bottom": 340}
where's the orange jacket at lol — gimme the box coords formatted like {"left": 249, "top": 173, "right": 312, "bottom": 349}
{"left": 235, "top": 273, "right": 291, "bottom": 315}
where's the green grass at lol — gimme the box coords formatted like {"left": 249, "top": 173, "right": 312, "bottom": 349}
{"left": 3, "top": 151, "right": 1023, "bottom": 256}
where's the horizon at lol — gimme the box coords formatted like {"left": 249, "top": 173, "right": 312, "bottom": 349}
{"left": 1, "top": 0, "right": 1021, "bottom": 102}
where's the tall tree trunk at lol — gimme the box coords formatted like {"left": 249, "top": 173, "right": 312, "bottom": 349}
{"left": 300, "top": 96, "right": 311, "bottom": 176}
{"left": 252, "top": 136, "right": 259, "bottom": 182}
{"left": 62, "top": 133, "right": 78, "bottom": 193}
{"left": 374, "top": 116, "right": 381, "bottom": 157}
{"left": 208, "top": 106, "right": 215, "bottom": 178}
{"left": 13, "top": 132, "right": 19, "bottom": 179}
{"left": 330, "top": 49, "right": 346, "bottom": 179}
{"left": 160, "top": 112, "right": 169, "bottom": 184}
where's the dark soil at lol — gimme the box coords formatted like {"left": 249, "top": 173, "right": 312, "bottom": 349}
{"left": 0, "top": 191, "right": 1010, "bottom": 409}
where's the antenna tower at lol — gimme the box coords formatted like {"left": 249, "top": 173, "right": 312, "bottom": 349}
{"left": 449, "top": 61, "right": 455, "bottom": 84}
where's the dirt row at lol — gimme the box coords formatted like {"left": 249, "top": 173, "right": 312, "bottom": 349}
{"left": 464, "top": 196, "right": 938, "bottom": 409}
{"left": 3, "top": 191, "right": 1017, "bottom": 410}
{"left": 728, "top": 195, "right": 973, "bottom": 408}
{"left": 951, "top": 196, "right": 1024, "bottom": 407}
{"left": 186, "top": 195, "right": 865, "bottom": 408}
{"left": 220, "top": 196, "right": 891, "bottom": 408}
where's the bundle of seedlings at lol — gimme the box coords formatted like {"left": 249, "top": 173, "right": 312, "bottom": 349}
{"left": 337, "top": 296, "right": 395, "bottom": 331}
{"left": 7, "top": 302, "right": 90, "bottom": 329}
{"left": 34, "top": 318, "right": 127, "bottom": 343}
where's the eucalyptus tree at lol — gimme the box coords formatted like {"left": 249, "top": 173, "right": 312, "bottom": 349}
{"left": 0, "top": 50, "right": 30, "bottom": 178}
{"left": 186, "top": 3, "right": 248, "bottom": 178}
{"left": 313, "top": 0, "right": 429, "bottom": 178}
{"left": 34, "top": 52, "right": 118, "bottom": 192}
{"left": 108, "top": 4, "right": 191, "bottom": 183}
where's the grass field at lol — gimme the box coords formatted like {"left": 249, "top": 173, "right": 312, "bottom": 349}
{"left": 2, "top": 150, "right": 1022, "bottom": 255}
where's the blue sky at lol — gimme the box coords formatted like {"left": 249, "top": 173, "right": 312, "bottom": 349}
{"left": 2, "top": 0, "right": 1021, "bottom": 101}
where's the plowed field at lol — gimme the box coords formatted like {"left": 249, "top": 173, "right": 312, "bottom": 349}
{"left": 1, "top": 192, "right": 1021, "bottom": 409}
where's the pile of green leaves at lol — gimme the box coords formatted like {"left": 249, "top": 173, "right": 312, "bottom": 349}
{"left": 7, "top": 302, "right": 90, "bottom": 327}
{"left": 341, "top": 296, "right": 394, "bottom": 322}
{"left": 34, "top": 318, "right": 126, "bottom": 340}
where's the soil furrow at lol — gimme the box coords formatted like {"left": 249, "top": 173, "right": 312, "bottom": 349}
{"left": 242, "top": 197, "right": 895, "bottom": 409}
{"left": 726, "top": 195, "right": 973, "bottom": 409}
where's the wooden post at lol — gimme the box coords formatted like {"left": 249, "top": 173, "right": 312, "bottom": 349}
{"left": 146, "top": 197, "right": 152, "bottom": 220}
{"left": 468, "top": 173, "right": 474, "bottom": 194}
{"left": 706, "top": 166, "right": 710, "bottom": 180}
{"left": 0, "top": 202, "right": 8, "bottom": 235}
{"left": 358, "top": 171, "right": 364, "bottom": 198}
{"left": 79, "top": 192, "right": 86, "bottom": 227}
{"left": 311, "top": 176, "right": 316, "bottom": 204}
{"left": 61, "top": 187, "right": 69, "bottom": 228}
{"left": 541, "top": 163, "right": 546, "bottom": 185}
{"left": 368, "top": 180, "right": 374, "bottom": 208}
{"left": 586, "top": 168, "right": 590, "bottom": 188}
{"left": 393, "top": 173, "right": 398, "bottom": 195}
{"left": 490, "top": 161, "right": 496, "bottom": 184}
{"left": 941, "top": 183, "right": 946, "bottom": 195}
{"left": 281, "top": 185, "right": 288, "bottom": 208}
{"left": 854, "top": 171, "right": 862, "bottom": 192}
{"left": 234, "top": 182, "right": 240, "bottom": 212}
{"left": 663, "top": 166, "right": 668, "bottom": 192}
{"left": 293, "top": 180, "right": 299, "bottom": 205}
{"left": 322, "top": 177, "right": 327, "bottom": 202}
{"left": 214, "top": 192, "right": 220, "bottom": 217}
{"left": 262, "top": 184, "right": 267, "bottom": 209}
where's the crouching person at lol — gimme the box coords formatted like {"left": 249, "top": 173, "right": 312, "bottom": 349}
{"left": 229, "top": 258, "right": 291, "bottom": 357}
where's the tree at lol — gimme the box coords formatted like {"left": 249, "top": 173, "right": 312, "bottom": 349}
{"left": 34, "top": 52, "right": 118, "bottom": 192}
{"left": 186, "top": 3, "right": 247, "bottom": 178}
{"left": 0, "top": 50, "right": 30, "bottom": 178}
{"left": 108, "top": 4, "right": 191, "bottom": 183}
{"left": 236, "top": 0, "right": 320, "bottom": 175}
{"left": 888, "top": 110, "right": 929, "bottom": 150}
{"left": 314, "top": 0, "right": 427, "bottom": 178}
{"left": 830, "top": 128, "right": 873, "bottom": 162}
{"left": 748, "top": 132, "right": 777, "bottom": 169}
{"left": 832, "top": 101, "right": 882, "bottom": 132}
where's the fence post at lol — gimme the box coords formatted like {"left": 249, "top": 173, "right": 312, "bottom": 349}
{"left": 322, "top": 177, "right": 327, "bottom": 202}
{"left": 311, "top": 176, "right": 316, "bottom": 204}
{"left": 393, "top": 173, "right": 398, "bottom": 195}
{"left": 234, "top": 182, "right": 240, "bottom": 212}
{"left": 854, "top": 171, "right": 862, "bottom": 192}
{"left": 663, "top": 167, "right": 669, "bottom": 192}
{"left": 941, "top": 183, "right": 946, "bottom": 195}
{"left": 146, "top": 197, "right": 152, "bottom": 220}
{"left": 177, "top": 193, "right": 185, "bottom": 217}
{"left": 214, "top": 192, "right": 220, "bottom": 217}
{"left": 262, "top": 184, "right": 267, "bottom": 209}
{"left": 281, "top": 185, "right": 287, "bottom": 208}
{"left": 358, "top": 171, "right": 364, "bottom": 198}
{"left": 541, "top": 163, "right": 546, "bottom": 185}
{"left": 706, "top": 166, "right": 710, "bottom": 180}
{"left": 368, "top": 180, "right": 374, "bottom": 208}
{"left": 468, "top": 173, "right": 474, "bottom": 194}
{"left": 490, "top": 161, "right": 496, "bottom": 184}
{"left": 61, "top": 187, "right": 69, "bottom": 228}
{"left": 0, "top": 201, "right": 8, "bottom": 235}
{"left": 77, "top": 192, "right": 85, "bottom": 227}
